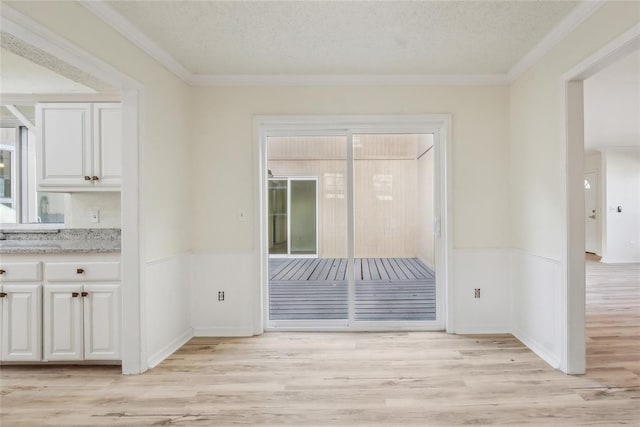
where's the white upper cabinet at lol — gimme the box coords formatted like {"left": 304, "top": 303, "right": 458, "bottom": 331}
{"left": 93, "top": 103, "right": 122, "bottom": 187}
{"left": 36, "top": 103, "right": 121, "bottom": 191}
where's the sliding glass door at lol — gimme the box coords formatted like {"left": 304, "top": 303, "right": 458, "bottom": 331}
{"left": 268, "top": 177, "right": 319, "bottom": 257}
{"left": 352, "top": 134, "right": 436, "bottom": 323}
{"left": 265, "top": 131, "right": 438, "bottom": 329}
{"left": 267, "top": 136, "right": 348, "bottom": 324}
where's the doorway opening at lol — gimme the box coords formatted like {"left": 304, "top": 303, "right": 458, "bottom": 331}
{"left": 268, "top": 177, "right": 318, "bottom": 257}
{"left": 256, "top": 116, "right": 451, "bottom": 332}
{"left": 563, "top": 26, "right": 639, "bottom": 374}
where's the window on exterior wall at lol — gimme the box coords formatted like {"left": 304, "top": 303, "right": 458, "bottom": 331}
{"left": 0, "top": 126, "right": 66, "bottom": 226}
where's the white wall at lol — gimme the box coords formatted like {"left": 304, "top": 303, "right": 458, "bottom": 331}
{"left": 7, "top": 1, "right": 194, "bottom": 370}
{"left": 191, "top": 85, "right": 511, "bottom": 334}
{"left": 583, "top": 50, "right": 640, "bottom": 152}
{"left": 64, "top": 192, "right": 120, "bottom": 228}
{"left": 509, "top": 2, "right": 640, "bottom": 368}
{"left": 601, "top": 149, "right": 640, "bottom": 263}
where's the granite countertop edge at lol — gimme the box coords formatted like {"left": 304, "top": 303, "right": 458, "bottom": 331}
{"left": 0, "top": 228, "right": 121, "bottom": 255}
{"left": 0, "top": 247, "right": 121, "bottom": 254}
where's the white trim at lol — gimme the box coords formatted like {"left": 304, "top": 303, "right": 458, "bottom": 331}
{"left": 564, "top": 24, "right": 640, "bottom": 82}
{"left": 268, "top": 177, "right": 319, "bottom": 257}
{"left": 456, "top": 325, "right": 512, "bottom": 335}
{"left": 0, "top": 93, "right": 122, "bottom": 104}
{"left": 145, "top": 251, "right": 193, "bottom": 266}
{"left": 79, "top": 0, "right": 192, "bottom": 82}
{"left": 4, "top": 105, "right": 35, "bottom": 129}
{"left": 193, "top": 326, "right": 256, "bottom": 337}
{"left": 1, "top": 5, "right": 146, "bottom": 374}
{"left": 508, "top": 1, "right": 606, "bottom": 82}
{"left": 190, "top": 74, "right": 509, "bottom": 87}
{"left": 0, "top": 5, "right": 142, "bottom": 90}
{"left": 254, "top": 115, "right": 452, "bottom": 332}
{"left": 266, "top": 324, "right": 444, "bottom": 333}
{"left": 560, "top": 25, "right": 640, "bottom": 375}
{"left": 513, "top": 327, "right": 561, "bottom": 369}
{"left": 146, "top": 328, "right": 193, "bottom": 369}
{"left": 346, "top": 131, "right": 355, "bottom": 323}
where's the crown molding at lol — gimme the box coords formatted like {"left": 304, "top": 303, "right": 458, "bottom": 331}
{"left": 189, "top": 74, "right": 509, "bottom": 87}
{"left": 507, "top": 1, "right": 606, "bottom": 82}
{"left": 79, "top": 0, "right": 603, "bottom": 87}
{"left": 79, "top": 0, "right": 192, "bottom": 82}
{"left": 0, "top": 93, "right": 122, "bottom": 104}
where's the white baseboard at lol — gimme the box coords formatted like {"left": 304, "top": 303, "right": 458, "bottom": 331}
{"left": 194, "top": 326, "right": 256, "bottom": 337}
{"left": 455, "top": 324, "right": 512, "bottom": 334}
{"left": 147, "top": 328, "right": 193, "bottom": 369}
{"left": 513, "top": 326, "right": 560, "bottom": 369}
{"left": 600, "top": 257, "right": 640, "bottom": 264}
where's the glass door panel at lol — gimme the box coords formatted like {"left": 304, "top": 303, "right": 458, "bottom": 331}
{"left": 290, "top": 179, "right": 317, "bottom": 255}
{"left": 268, "top": 179, "right": 288, "bottom": 256}
{"left": 352, "top": 134, "right": 436, "bottom": 322}
{"left": 267, "top": 136, "right": 348, "bottom": 324}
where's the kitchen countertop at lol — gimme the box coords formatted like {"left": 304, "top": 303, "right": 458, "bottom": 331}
{"left": 0, "top": 228, "right": 121, "bottom": 254}
{"left": 0, "top": 239, "right": 121, "bottom": 254}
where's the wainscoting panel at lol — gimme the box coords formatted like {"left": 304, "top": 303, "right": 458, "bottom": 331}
{"left": 190, "top": 250, "right": 258, "bottom": 337}
{"left": 145, "top": 252, "right": 193, "bottom": 368}
{"left": 511, "top": 249, "right": 562, "bottom": 369}
{"left": 453, "top": 248, "right": 511, "bottom": 333}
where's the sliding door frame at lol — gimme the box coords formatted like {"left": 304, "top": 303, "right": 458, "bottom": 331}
{"left": 254, "top": 115, "right": 453, "bottom": 332}
{"left": 268, "top": 176, "right": 319, "bottom": 258}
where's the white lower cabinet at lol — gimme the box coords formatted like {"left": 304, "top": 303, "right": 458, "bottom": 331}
{"left": 0, "top": 255, "right": 121, "bottom": 364}
{"left": 44, "top": 283, "right": 120, "bottom": 361}
{"left": 83, "top": 284, "right": 121, "bottom": 360}
{"left": 0, "top": 284, "right": 42, "bottom": 362}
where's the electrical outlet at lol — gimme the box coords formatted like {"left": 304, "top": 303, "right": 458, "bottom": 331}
{"left": 474, "top": 288, "right": 481, "bottom": 298}
{"left": 218, "top": 291, "right": 225, "bottom": 302}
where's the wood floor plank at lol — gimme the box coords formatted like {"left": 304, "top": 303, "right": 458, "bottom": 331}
{"left": 4, "top": 260, "right": 638, "bottom": 427}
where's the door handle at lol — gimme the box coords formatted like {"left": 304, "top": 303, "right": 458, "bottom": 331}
{"left": 588, "top": 214, "right": 596, "bottom": 219}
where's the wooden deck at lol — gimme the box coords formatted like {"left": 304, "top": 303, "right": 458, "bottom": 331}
{"left": 269, "top": 258, "right": 435, "bottom": 321}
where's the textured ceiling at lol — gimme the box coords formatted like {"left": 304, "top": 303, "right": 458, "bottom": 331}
{"left": 584, "top": 49, "right": 640, "bottom": 152}
{"left": 108, "top": 1, "right": 579, "bottom": 75}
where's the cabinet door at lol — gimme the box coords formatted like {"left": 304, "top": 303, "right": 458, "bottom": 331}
{"left": 0, "top": 285, "right": 3, "bottom": 358}
{"left": 92, "top": 104, "right": 122, "bottom": 188}
{"left": 1, "top": 284, "right": 42, "bottom": 361}
{"left": 83, "top": 284, "right": 120, "bottom": 360}
{"left": 43, "top": 285, "right": 83, "bottom": 361}
{"left": 36, "top": 103, "right": 93, "bottom": 188}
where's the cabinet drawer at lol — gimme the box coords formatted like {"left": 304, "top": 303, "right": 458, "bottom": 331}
{"left": 45, "top": 262, "right": 120, "bottom": 282}
{"left": 0, "top": 262, "right": 41, "bottom": 282}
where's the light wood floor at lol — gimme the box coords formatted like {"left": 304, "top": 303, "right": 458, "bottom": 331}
{"left": 1, "top": 257, "right": 638, "bottom": 426}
